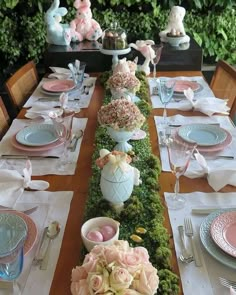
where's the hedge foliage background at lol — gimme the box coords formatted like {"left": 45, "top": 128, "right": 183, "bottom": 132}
{"left": 0, "top": 0, "right": 235, "bottom": 78}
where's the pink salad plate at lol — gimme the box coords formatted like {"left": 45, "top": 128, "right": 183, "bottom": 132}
{"left": 131, "top": 130, "right": 146, "bottom": 140}
{"left": 174, "top": 127, "right": 232, "bottom": 153}
{"left": 11, "top": 134, "right": 63, "bottom": 152}
{"left": 42, "top": 80, "right": 75, "bottom": 93}
{"left": 1, "top": 210, "right": 38, "bottom": 255}
{"left": 174, "top": 80, "right": 200, "bottom": 93}
{"left": 210, "top": 211, "right": 236, "bottom": 258}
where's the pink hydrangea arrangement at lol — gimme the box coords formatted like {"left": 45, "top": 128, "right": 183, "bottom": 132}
{"left": 107, "top": 72, "right": 141, "bottom": 93}
{"left": 71, "top": 240, "right": 159, "bottom": 295}
{"left": 97, "top": 99, "right": 145, "bottom": 131}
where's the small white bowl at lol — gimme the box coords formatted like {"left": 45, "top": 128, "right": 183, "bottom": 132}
{"left": 166, "top": 35, "right": 186, "bottom": 47}
{"left": 81, "top": 217, "right": 120, "bottom": 252}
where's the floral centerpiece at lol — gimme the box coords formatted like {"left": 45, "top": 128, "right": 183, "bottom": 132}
{"left": 107, "top": 72, "right": 141, "bottom": 100}
{"left": 71, "top": 240, "right": 159, "bottom": 295}
{"left": 108, "top": 72, "right": 140, "bottom": 93}
{"left": 98, "top": 99, "right": 145, "bottom": 132}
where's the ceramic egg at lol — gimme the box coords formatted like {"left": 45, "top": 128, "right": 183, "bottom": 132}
{"left": 86, "top": 230, "right": 104, "bottom": 242}
{"left": 100, "top": 225, "right": 116, "bottom": 241}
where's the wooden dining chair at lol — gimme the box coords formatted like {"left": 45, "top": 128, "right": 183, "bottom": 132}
{"left": 210, "top": 60, "right": 236, "bottom": 109}
{"left": 230, "top": 96, "right": 236, "bottom": 125}
{"left": 5, "top": 60, "right": 39, "bottom": 111}
{"left": 0, "top": 96, "right": 10, "bottom": 139}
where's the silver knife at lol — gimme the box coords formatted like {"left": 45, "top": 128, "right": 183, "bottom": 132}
{"left": 1, "top": 155, "right": 59, "bottom": 159}
{"left": 192, "top": 207, "right": 236, "bottom": 214}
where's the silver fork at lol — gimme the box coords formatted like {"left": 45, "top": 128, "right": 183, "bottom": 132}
{"left": 184, "top": 217, "right": 202, "bottom": 267}
{"left": 152, "top": 86, "right": 158, "bottom": 95}
{"left": 219, "top": 277, "right": 236, "bottom": 290}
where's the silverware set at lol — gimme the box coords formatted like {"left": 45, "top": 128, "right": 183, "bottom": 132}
{"left": 178, "top": 217, "right": 202, "bottom": 266}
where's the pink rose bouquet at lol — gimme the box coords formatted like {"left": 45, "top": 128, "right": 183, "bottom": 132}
{"left": 107, "top": 72, "right": 141, "bottom": 93}
{"left": 97, "top": 99, "right": 145, "bottom": 131}
{"left": 71, "top": 240, "right": 159, "bottom": 295}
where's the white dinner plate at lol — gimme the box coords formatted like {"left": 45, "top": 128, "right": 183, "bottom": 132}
{"left": 16, "top": 124, "right": 58, "bottom": 146}
{"left": 178, "top": 124, "right": 227, "bottom": 146}
{"left": 200, "top": 209, "right": 236, "bottom": 270}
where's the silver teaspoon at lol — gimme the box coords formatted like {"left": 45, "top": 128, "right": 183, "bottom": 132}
{"left": 40, "top": 221, "right": 60, "bottom": 270}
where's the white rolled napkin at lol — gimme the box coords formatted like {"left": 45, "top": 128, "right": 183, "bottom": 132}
{"left": 0, "top": 160, "right": 49, "bottom": 207}
{"left": 181, "top": 88, "right": 230, "bottom": 116}
{"left": 185, "top": 150, "right": 236, "bottom": 191}
{"left": 25, "top": 104, "right": 57, "bottom": 119}
{"left": 48, "top": 67, "right": 71, "bottom": 80}
{"left": 230, "top": 287, "right": 236, "bottom": 295}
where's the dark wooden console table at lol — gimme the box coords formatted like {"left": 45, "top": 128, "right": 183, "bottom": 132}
{"left": 44, "top": 37, "right": 202, "bottom": 73}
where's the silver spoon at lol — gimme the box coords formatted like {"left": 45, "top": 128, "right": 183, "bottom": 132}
{"left": 40, "top": 221, "right": 60, "bottom": 270}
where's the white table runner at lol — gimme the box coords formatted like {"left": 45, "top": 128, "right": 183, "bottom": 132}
{"left": 149, "top": 76, "right": 216, "bottom": 109}
{"left": 0, "top": 118, "right": 87, "bottom": 175}
{"left": 154, "top": 115, "right": 236, "bottom": 172}
{"left": 0, "top": 190, "right": 73, "bottom": 295}
{"left": 165, "top": 192, "right": 236, "bottom": 295}
{"left": 24, "top": 77, "right": 96, "bottom": 109}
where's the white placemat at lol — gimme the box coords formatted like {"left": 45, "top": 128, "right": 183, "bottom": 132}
{"left": 0, "top": 190, "right": 73, "bottom": 295}
{"left": 165, "top": 191, "right": 236, "bottom": 295}
{"left": 23, "top": 77, "right": 96, "bottom": 109}
{"left": 154, "top": 115, "right": 236, "bottom": 172}
{"left": 0, "top": 118, "right": 87, "bottom": 175}
{"left": 149, "top": 76, "right": 216, "bottom": 109}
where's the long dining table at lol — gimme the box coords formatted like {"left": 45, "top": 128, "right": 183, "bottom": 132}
{"left": 14, "top": 70, "right": 236, "bottom": 295}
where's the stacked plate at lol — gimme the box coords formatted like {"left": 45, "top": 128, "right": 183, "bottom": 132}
{"left": 12, "top": 124, "right": 63, "bottom": 152}
{"left": 175, "top": 123, "right": 232, "bottom": 152}
{"left": 40, "top": 80, "right": 76, "bottom": 96}
{"left": 0, "top": 210, "right": 37, "bottom": 257}
{"left": 200, "top": 209, "right": 236, "bottom": 269}
{"left": 173, "top": 80, "right": 203, "bottom": 100}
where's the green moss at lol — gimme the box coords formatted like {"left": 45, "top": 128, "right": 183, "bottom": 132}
{"left": 83, "top": 71, "right": 179, "bottom": 295}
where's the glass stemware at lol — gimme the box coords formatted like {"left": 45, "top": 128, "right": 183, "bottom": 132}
{"left": 165, "top": 137, "right": 194, "bottom": 210}
{"left": 151, "top": 44, "right": 163, "bottom": 79}
{"left": 49, "top": 109, "right": 75, "bottom": 171}
{"left": 157, "top": 78, "right": 175, "bottom": 127}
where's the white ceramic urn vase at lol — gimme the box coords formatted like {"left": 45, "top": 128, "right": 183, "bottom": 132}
{"left": 99, "top": 150, "right": 141, "bottom": 212}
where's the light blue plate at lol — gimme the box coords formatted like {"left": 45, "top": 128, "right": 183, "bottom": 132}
{"left": 200, "top": 209, "right": 236, "bottom": 270}
{"left": 178, "top": 124, "right": 227, "bottom": 146}
{"left": 0, "top": 213, "right": 27, "bottom": 257}
{"left": 16, "top": 124, "right": 58, "bottom": 146}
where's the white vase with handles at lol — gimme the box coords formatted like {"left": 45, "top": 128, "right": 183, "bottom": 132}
{"left": 107, "top": 127, "right": 134, "bottom": 152}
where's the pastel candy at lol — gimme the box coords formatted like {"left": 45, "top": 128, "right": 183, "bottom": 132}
{"left": 100, "top": 225, "right": 116, "bottom": 241}
{"left": 86, "top": 230, "right": 103, "bottom": 242}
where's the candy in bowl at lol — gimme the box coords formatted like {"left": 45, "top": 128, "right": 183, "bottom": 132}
{"left": 81, "top": 216, "right": 120, "bottom": 252}
{"left": 166, "top": 32, "right": 186, "bottom": 47}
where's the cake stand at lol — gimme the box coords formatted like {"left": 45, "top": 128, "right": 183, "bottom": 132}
{"left": 100, "top": 47, "right": 131, "bottom": 68}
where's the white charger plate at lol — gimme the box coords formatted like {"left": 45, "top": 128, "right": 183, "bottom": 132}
{"left": 178, "top": 124, "right": 227, "bottom": 146}
{"left": 16, "top": 124, "right": 58, "bottom": 147}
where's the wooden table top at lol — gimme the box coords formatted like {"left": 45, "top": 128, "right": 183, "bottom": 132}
{"left": 18, "top": 71, "right": 235, "bottom": 295}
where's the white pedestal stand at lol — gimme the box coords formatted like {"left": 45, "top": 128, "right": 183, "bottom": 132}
{"left": 100, "top": 47, "right": 131, "bottom": 69}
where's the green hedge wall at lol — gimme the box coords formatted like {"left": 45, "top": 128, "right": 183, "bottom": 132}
{"left": 0, "top": 0, "right": 235, "bottom": 78}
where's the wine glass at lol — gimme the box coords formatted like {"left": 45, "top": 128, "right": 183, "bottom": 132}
{"left": 165, "top": 137, "right": 193, "bottom": 210}
{"left": 151, "top": 44, "right": 163, "bottom": 79}
{"left": 157, "top": 78, "right": 175, "bottom": 127}
{"left": 49, "top": 109, "right": 75, "bottom": 171}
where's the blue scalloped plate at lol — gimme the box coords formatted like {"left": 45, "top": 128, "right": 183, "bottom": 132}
{"left": 0, "top": 212, "right": 27, "bottom": 257}
{"left": 178, "top": 124, "right": 227, "bottom": 146}
{"left": 200, "top": 209, "right": 236, "bottom": 270}
{"left": 16, "top": 124, "right": 58, "bottom": 146}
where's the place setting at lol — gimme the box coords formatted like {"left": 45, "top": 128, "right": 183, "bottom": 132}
{"left": 165, "top": 191, "right": 236, "bottom": 295}
{"left": 149, "top": 75, "right": 216, "bottom": 109}
{"left": 0, "top": 114, "right": 87, "bottom": 175}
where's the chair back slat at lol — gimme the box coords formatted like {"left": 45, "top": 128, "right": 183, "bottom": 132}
{"left": 0, "top": 96, "right": 10, "bottom": 139}
{"left": 5, "top": 61, "right": 39, "bottom": 111}
{"left": 210, "top": 60, "right": 236, "bottom": 109}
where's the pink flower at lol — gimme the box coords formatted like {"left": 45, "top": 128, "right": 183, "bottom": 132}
{"left": 119, "top": 289, "right": 142, "bottom": 295}
{"left": 108, "top": 72, "right": 140, "bottom": 92}
{"left": 110, "top": 266, "right": 133, "bottom": 291}
{"left": 82, "top": 253, "right": 100, "bottom": 273}
{"left": 71, "top": 279, "right": 89, "bottom": 295}
{"left": 71, "top": 266, "right": 87, "bottom": 281}
{"left": 132, "top": 264, "right": 159, "bottom": 295}
{"left": 87, "top": 269, "right": 110, "bottom": 294}
{"left": 133, "top": 247, "right": 150, "bottom": 264}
